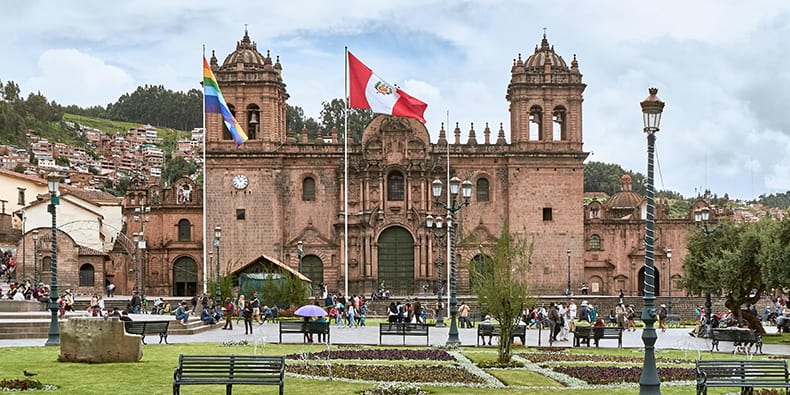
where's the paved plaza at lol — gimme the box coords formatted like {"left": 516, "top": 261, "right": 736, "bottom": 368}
{"left": 2, "top": 316, "right": 789, "bottom": 356}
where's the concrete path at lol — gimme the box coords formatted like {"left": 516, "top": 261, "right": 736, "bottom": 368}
{"left": 2, "top": 318, "right": 789, "bottom": 355}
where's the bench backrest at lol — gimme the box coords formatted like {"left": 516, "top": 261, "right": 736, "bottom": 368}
{"left": 176, "top": 355, "right": 285, "bottom": 383}
{"left": 305, "top": 321, "right": 329, "bottom": 333}
{"left": 696, "top": 359, "right": 788, "bottom": 382}
{"left": 379, "top": 323, "right": 427, "bottom": 335}
{"left": 403, "top": 323, "right": 428, "bottom": 335}
{"left": 712, "top": 329, "right": 757, "bottom": 343}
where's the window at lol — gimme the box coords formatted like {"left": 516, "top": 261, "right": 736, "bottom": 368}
{"left": 589, "top": 234, "right": 601, "bottom": 250}
{"left": 222, "top": 105, "right": 237, "bottom": 140}
{"left": 177, "top": 219, "right": 191, "bottom": 241}
{"left": 476, "top": 178, "right": 489, "bottom": 202}
{"left": 236, "top": 208, "right": 246, "bottom": 220}
{"left": 529, "top": 105, "right": 543, "bottom": 140}
{"left": 387, "top": 172, "right": 404, "bottom": 201}
{"left": 17, "top": 187, "right": 25, "bottom": 205}
{"left": 42, "top": 256, "right": 51, "bottom": 272}
{"left": 542, "top": 207, "right": 553, "bottom": 221}
{"left": 79, "top": 264, "right": 95, "bottom": 286}
{"left": 590, "top": 207, "right": 600, "bottom": 219}
{"left": 552, "top": 106, "right": 567, "bottom": 141}
{"left": 302, "top": 177, "right": 315, "bottom": 201}
{"left": 246, "top": 104, "right": 260, "bottom": 140}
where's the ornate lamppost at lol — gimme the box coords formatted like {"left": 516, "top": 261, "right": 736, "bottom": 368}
{"left": 32, "top": 229, "right": 39, "bottom": 284}
{"left": 45, "top": 174, "right": 60, "bottom": 346}
{"left": 638, "top": 87, "right": 664, "bottom": 394}
{"left": 566, "top": 249, "right": 572, "bottom": 296}
{"left": 694, "top": 206, "right": 715, "bottom": 336}
{"left": 132, "top": 232, "right": 139, "bottom": 295}
{"left": 297, "top": 240, "right": 303, "bottom": 274}
{"left": 214, "top": 225, "right": 221, "bottom": 306}
{"left": 133, "top": 206, "right": 149, "bottom": 305}
{"left": 666, "top": 249, "right": 673, "bottom": 313}
{"left": 426, "top": 213, "right": 446, "bottom": 327}
{"left": 431, "top": 177, "right": 472, "bottom": 344}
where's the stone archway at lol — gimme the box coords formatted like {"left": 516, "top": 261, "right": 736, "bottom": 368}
{"left": 302, "top": 255, "right": 323, "bottom": 287}
{"left": 173, "top": 256, "right": 198, "bottom": 297}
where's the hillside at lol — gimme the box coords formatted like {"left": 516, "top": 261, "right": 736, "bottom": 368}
{"left": 64, "top": 113, "right": 191, "bottom": 156}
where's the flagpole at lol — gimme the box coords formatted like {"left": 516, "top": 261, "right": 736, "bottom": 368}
{"left": 201, "top": 44, "right": 208, "bottom": 296}
{"left": 344, "top": 47, "right": 349, "bottom": 299}
{"left": 446, "top": 110, "right": 450, "bottom": 309}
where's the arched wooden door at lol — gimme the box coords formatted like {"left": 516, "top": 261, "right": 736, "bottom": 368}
{"left": 173, "top": 256, "right": 198, "bottom": 296}
{"left": 377, "top": 226, "right": 415, "bottom": 295}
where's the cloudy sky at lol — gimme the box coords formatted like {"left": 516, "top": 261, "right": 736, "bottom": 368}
{"left": 3, "top": 1, "right": 788, "bottom": 200}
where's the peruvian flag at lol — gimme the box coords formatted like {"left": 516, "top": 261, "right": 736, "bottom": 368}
{"left": 348, "top": 51, "right": 428, "bottom": 123}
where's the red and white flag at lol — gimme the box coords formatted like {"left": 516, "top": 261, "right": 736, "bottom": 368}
{"left": 348, "top": 51, "right": 428, "bottom": 123}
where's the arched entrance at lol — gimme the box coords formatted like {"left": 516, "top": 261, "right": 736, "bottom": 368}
{"left": 173, "top": 256, "right": 198, "bottom": 296}
{"left": 377, "top": 226, "right": 415, "bottom": 295}
{"left": 637, "top": 267, "right": 661, "bottom": 297}
{"left": 302, "top": 255, "right": 323, "bottom": 288}
{"left": 469, "top": 254, "right": 493, "bottom": 293}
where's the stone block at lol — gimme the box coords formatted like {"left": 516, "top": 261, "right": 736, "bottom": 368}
{"left": 59, "top": 317, "right": 142, "bottom": 363}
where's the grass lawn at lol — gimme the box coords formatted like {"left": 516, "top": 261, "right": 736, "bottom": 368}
{"left": 0, "top": 342, "right": 778, "bottom": 394}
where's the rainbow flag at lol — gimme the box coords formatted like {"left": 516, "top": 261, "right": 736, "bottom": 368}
{"left": 203, "top": 57, "right": 247, "bottom": 146}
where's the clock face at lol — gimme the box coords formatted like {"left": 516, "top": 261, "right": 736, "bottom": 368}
{"left": 232, "top": 174, "right": 248, "bottom": 190}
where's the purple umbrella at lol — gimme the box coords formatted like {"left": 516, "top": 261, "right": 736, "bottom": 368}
{"left": 294, "top": 305, "right": 328, "bottom": 317}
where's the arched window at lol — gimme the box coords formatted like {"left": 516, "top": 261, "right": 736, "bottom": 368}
{"left": 552, "top": 106, "right": 567, "bottom": 141}
{"left": 529, "top": 105, "right": 543, "bottom": 140}
{"left": 588, "top": 234, "right": 601, "bottom": 251}
{"left": 476, "top": 178, "right": 489, "bottom": 202}
{"left": 222, "top": 104, "right": 237, "bottom": 140}
{"left": 387, "top": 172, "right": 404, "bottom": 201}
{"left": 79, "top": 264, "right": 95, "bottom": 286}
{"left": 42, "top": 256, "right": 51, "bottom": 273}
{"left": 246, "top": 104, "right": 260, "bottom": 140}
{"left": 302, "top": 177, "right": 315, "bottom": 201}
{"left": 178, "top": 219, "right": 191, "bottom": 242}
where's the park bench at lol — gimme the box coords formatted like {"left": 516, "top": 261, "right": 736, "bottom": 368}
{"left": 695, "top": 359, "right": 789, "bottom": 395}
{"left": 572, "top": 326, "right": 623, "bottom": 348}
{"left": 124, "top": 320, "right": 170, "bottom": 344}
{"left": 710, "top": 328, "right": 762, "bottom": 354}
{"left": 278, "top": 321, "right": 330, "bottom": 343}
{"left": 666, "top": 313, "right": 682, "bottom": 327}
{"left": 379, "top": 323, "right": 429, "bottom": 345}
{"left": 476, "top": 324, "right": 527, "bottom": 347}
{"left": 173, "top": 354, "right": 285, "bottom": 395}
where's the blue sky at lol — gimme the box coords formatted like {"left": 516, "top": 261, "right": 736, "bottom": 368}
{"left": 2, "top": 1, "right": 789, "bottom": 200}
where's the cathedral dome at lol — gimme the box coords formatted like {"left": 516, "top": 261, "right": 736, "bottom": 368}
{"left": 604, "top": 175, "right": 643, "bottom": 209}
{"left": 524, "top": 34, "right": 569, "bottom": 70}
{"left": 220, "top": 30, "right": 270, "bottom": 71}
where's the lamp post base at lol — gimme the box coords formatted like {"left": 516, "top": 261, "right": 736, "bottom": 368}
{"left": 45, "top": 301, "right": 60, "bottom": 346}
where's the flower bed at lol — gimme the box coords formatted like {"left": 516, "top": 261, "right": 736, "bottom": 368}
{"left": 519, "top": 351, "right": 685, "bottom": 365}
{"left": 285, "top": 349, "right": 454, "bottom": 361}
{"left": 551, "top": 366, "right": 695, "bottom": 384}
{"left": 288, "top": 363, "right": 486, "bottom": 384}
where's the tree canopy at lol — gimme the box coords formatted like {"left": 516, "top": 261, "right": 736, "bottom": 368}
{"left": 468, "top": 225, "right": 533, "bottom": 363}
{"left": 680, "top": 217, "right": 790, "bottom": 333}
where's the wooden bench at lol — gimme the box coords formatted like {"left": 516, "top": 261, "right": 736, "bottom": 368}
{"left": 476, "top": 324, "right": 527, "bottom": 347}
{"left": 124, "top": 320, "right": 170, "bottom": 344}
{"left": 173, "top": 354, "right": 285, "bottom": 395}
{"left": 710, "top": 328, "right": 762, "bottom": 354}
{"left": 696, "top": 359, "right": 790, "bottom": 395}
{"left": 278, "top": 321, "right": 330, "bottom": 343}
{"left": 379, "top": 323, "right": 429, "bottom": 345}
{"left": 572, "top": 326, "right": 623, "bottom": 348}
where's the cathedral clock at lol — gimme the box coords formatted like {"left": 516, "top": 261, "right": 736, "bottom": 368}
{"left": 232, "top": 174, "right": 248, "bottom": 190}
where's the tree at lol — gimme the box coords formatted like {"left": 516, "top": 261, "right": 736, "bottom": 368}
{"left": 161, "top": 156, "right": 197, "bottom": 187}
{"left": 319, "top": 98, "right": 373, "bottom": 142}
{"left": 680, "top": 218, "right": 790, "bottom": 334}
{"left": 468, "top": 225, "right": 533, "bottom": 363}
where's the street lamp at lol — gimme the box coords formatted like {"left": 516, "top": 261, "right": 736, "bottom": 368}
{"left": 694, "top": 206, "right": 715, "bottom": 336}
{"left": 45, "top": 174, "right": 60, "bottom": 346}
{"left": 666, "top": 249, "right": 673, "bottom": 313}
{"left": 297, "top": 240, "right": 303, "bottom": 274}
{"left": 426, "top": 213, "right": 446, "bottom": 327}
{"left": 133, "top": 206, "right": 149, "bottom": 305}
{"left": 431, "top": 176, "right": 472, "bottom": 344}
{"left": 214, "top": 225, "right": 221, "bottom": 306}
{"left": 638, "top": 87, "right": 664, "bottom": 394}
{"left": 132, "top": 232, "right": 139, "bottom": 295}
{"left": 566, "top": 249, "right": 572, "bottom": 297}
{"left": 32, "top": 229, "right": 39, "bottom": 284}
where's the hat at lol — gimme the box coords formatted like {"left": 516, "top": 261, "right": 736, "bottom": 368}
{"left": 485, "top": 315, "right": 491, "bottom": 320}
{"left": 581, "top": 301, "right": 588, "bottom": 306}
{"left": 660, "top": 304, "right": 666, "bottom": 308}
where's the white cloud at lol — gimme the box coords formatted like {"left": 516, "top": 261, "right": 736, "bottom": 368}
{"left": 25, "top": 49, "right": 135, "bottom": 107}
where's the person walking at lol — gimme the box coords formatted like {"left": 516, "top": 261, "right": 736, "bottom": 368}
{"left": 222, "top": 297, "right": 234, "bottom": 330}
{"left": 243, "top": 303, "right": 253, "bottom": 335}
{"left": 236, "top": 294, "right": 245, "bottom": 324}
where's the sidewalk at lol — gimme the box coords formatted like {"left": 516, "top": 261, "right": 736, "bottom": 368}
{"left": 3, "top": 320, "right": 788, "bottom": 355}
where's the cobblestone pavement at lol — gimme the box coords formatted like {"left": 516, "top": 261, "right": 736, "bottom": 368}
{"left": 2, "top": 316, "right": 789, "bottom": 355}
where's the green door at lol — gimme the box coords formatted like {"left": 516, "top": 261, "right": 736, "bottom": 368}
{"left": 377, "top": 226, "right": 415, "bottom": 295}
{"left": 302, "top": 255, "right": 323, "bottom": 290}
{"left": 173, "top": 257, "right": 198, "bottom": 296}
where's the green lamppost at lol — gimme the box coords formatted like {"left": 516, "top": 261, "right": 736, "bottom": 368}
{"left": 566, "top": 249, "right": 572, "bottom": 296}
{"left": 694, "top": 206, "right": 715, "bottom": 335}
{"left": 45, "top": 174, "right": 61, "bottom": 346}
{"left": 639, "top": 87, "right": 664, "bottom": 394}
{"left": 666, "top": 249, "right": 673, "bottom": 313}
{"left": 297, "top": 240, "right": 303, "bottom": 274}
{"left": 426, "top": 213, "right": 446, "bottom": 327}
{"left": 431, "top": 177, "right": 472, "bottom": 345}
{"left": 32, "top": 229, "right": 39, "bottom": 284}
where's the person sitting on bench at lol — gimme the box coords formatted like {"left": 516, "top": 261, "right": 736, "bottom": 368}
{"left": 479, "top": 315, "right": 495, "bottom": 346}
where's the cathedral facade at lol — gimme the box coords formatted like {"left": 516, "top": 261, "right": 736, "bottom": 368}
{"left": 204, "top": 32, "right": 588, "bottom": 296}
